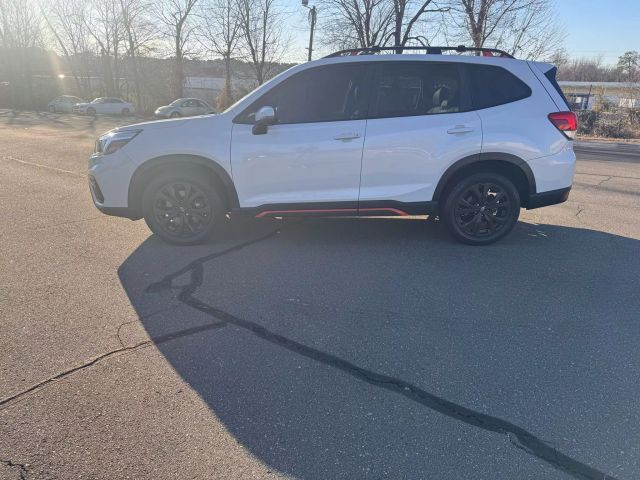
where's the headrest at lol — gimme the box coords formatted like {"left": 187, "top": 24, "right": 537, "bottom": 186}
{"left": 432, "top": 86, "right": 451, "bottom": 106}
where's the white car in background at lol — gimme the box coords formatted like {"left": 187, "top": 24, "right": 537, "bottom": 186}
{"left": 73, "top": 98, "right": 135, "bottom": 116}
{"left": 155, "top": 98, "right": 216, "bottom": 118}
{"left": 48, "top": 95, "right": 85, "bottom": 113}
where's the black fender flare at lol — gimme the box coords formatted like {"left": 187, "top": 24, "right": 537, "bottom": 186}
{"left": 128, "top": 154, "right": 239, "bottom": 218}
{"left": 432, "top": 152, "right": 536, "bottom": 201}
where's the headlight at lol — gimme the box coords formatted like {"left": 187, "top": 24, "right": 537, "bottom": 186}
{"left": 95, "top": 129, "right": 142, "bottom": 155}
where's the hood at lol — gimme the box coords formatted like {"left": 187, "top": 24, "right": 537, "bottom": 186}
{"left": 155, "top": 105, "right": 174, "bottom": 112}
{"left": 112, "top": 116, "right": 196, "bottom": 133}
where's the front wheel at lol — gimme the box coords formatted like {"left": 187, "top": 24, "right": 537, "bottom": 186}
{"left": 170, "top": 111, "right": 181, "bottom": 118}
{"left": 86, "top": 107, "right": 96, "bottom": 116}
{"left": 122, "top": 108, "right": 130, "bottom": 116}
{"left": 142, "top": 172, "right": 224, "bottom": 245}
{"left": 441, "top": 173, "right": 520, "bottom": 245}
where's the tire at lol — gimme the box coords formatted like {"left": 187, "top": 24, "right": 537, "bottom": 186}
{"left": 441, "top": 173, "right": 520, "bottom": 245}
{"left": 49, "top": 105, "right": 56, "bottom": 113}
{"left": 142, "top": 171, "right": 224, "bottom": 245}
{"left": 170, "top": 111, "right": 181, "bottom": 118}
{"left": 87, "top": 107, "right": 96, "bottom": 116}
{"left": 122, "top": 108, "right": 130, "bottom": 116}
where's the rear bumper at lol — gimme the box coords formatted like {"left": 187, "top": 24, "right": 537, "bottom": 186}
{"left": 527, "top": 187, "right": 571, "bottom": 209}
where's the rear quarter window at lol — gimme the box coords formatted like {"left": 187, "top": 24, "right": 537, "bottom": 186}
{"left": 467, "top": 64, "right": 531, "bottom": 110}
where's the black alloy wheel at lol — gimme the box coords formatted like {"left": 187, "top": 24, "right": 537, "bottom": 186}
{"left": 143, "top": 173, "right": 223, "bottom": 245}
{"left": 442, "top": 173, "right": 520, "bottom": 245}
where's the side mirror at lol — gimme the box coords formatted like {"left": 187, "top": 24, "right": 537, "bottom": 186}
{"left": 252, "top": 106, "right": 276, "bottom": 135}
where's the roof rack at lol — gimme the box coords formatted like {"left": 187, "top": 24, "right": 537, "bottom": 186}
{"left": 324, "top": 45, "right": 514, "bottom": 59}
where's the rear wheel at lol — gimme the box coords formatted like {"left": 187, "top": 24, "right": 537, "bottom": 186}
{"left": 441, "top": 173, "right": 520, "bottom": 245}
{"left": 49, "top": 105, "right": 56, "bottom": 113}
{"left": 122, "top": 108, "right": 130, "bottom": 116}
{"left": 142, "top": 172, "right": 224, "bottom": 245}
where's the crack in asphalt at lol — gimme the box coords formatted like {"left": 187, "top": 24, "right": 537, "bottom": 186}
{"left": 0, "top": 320, "right": 229, "bottom": 410}
{"left": 1, "top": 458, "right": 29, "bottom": 479}
{"left": 145, "top": 226, "right": 621, "bottom": 480}
{"left": 0, "top": 343, "right": 153, "bottom": 409}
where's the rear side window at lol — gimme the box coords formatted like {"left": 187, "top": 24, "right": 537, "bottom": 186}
{"left": 371, "top": 62, "right": 463, "bottom": 118}
{"left": 467, "top": 64, "right": 531, "bottom": 110}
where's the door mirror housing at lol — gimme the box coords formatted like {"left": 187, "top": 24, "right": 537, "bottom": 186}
{"left": 252, "top": 106, "right": 276, "bottom": 135}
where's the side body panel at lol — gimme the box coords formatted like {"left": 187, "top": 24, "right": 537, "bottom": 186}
{"left": 476, "top": 61, "right": 576, "bottom": 192}
{"left": 230, "top": 121, "right": 366, "bottom": 207}
{"left": 360, "top": 112, "right": 482, "bottom": 202}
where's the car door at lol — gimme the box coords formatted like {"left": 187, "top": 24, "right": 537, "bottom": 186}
{"left": 230, "top": 62, "right": 372, "bottom": 208}
{"left": 196, "top": 100, "right": 210, "bottom": 115}
{"left": 178, "top": 100, "right": 193, "bottom": 116}
{"left": 359, "top": 61, "right": 482, "bottom": 207}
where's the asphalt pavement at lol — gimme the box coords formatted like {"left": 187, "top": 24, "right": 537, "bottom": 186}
{"left": 1, "top": 111, "right": 639, "bottom": 480}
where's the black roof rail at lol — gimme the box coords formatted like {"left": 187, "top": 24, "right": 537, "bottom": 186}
{"left": 324, "top": 45, "right": 514, "bottom": 59}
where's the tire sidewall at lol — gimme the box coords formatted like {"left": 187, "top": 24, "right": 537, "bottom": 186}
{"left": 142, "top": 172, "right": 224, "bottom": 245}
{"left": 442, "top": 173, "right": 520, "bottom": 245}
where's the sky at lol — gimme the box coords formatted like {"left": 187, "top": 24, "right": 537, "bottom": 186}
{"left": 284, "top": 0, "right": 640, "bottom": 65}
{"left": 555, "top": 0, "right": 640, "bottom": 63}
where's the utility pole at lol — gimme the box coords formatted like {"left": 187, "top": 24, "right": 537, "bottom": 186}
{"left": 302, "top": 0, "right": 317, "bottom": 61}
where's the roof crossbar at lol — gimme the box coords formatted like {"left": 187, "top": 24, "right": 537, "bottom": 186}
{"left": 324, "top": 45, "right": 514, "bottom": 59}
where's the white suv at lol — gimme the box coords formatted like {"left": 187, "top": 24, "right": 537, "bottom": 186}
{"left": 88, "top": 46, "right": 576, "bottom": 245}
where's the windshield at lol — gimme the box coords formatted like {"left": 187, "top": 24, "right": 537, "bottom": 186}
{"left": 169, "top": 99, "right": 184, "bottom": 106}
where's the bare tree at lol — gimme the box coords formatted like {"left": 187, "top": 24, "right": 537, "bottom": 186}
{"left": 319, "top": 0, "right": 394, "bottom": 49}
{"left": 0, "top": 0, "right": 44, "bottom": 107}
{"left": 41, "top": 0, "right": 92, "bottom": 96}
{"left": 83, "top": 0, "right": 125, "bottom": 96}
{"left": 120, "top": 0, "right": 157, "bottom": 108}
{"left": 198, "top": 0, "right": 241, "bottom": 108}
{"left": 155, "top": 0, "right": 199, "bottom": 98}
{"left": 387, "top": 0, "right": 449, "bottom": 49}
{"left": 236, "top": 0, "right": 288, "bottom": 85}
{"left": 442, "top": 0, "right": 565, "bottom": 59}
{"left": 319, "top": 0, "right": 446, "bottom": 51}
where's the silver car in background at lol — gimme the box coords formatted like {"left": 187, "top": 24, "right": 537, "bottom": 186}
{"left": 154, "top": 98, "right": 216, "bottom": 118}
{"left": 48, "top": 95, "right": 85, "bottom": 113}
{"left": 73, "top": 98, "right": 135, "bottom": 116}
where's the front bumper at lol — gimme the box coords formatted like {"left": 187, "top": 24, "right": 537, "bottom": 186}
{"left": 88, "top": 151, "right": 139, "bottom": 219}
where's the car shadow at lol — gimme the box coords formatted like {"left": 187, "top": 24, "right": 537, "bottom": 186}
{"left": 118, "top": 218, "right": 639, "bottom": 480}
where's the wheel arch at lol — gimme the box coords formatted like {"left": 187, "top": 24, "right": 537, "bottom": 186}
{"left": 127, "top": 154, "right": 239, "bottom": 219}
{"left": 433, "top": 153, "right": 536, "bottom": 208}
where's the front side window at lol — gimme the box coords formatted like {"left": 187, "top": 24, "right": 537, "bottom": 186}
{"left": 371, "top": 62, "right": 463, "bottom": 118}
{"left": 235, "top": 63, "right": 371, "bottom": 125}
{"left": 467, "top": 64, "right": 531, "bottom": 110}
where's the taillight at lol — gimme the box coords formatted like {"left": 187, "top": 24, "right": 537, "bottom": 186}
{"left": 548, "top": 111, "right": 578, "bottom": 139}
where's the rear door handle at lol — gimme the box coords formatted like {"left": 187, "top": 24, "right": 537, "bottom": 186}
{"left": 334, "top": 132, "right": 360, "bottom": 140}
{"left": 447, "top": 125, "right": 474, "bottom": 134}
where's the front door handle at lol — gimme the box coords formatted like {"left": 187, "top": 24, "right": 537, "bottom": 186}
{"left": 447, "top": 125, "right": 474, "bottom": 134}
{"left": 334, "top": 132, "right": 360, "bottom": 140}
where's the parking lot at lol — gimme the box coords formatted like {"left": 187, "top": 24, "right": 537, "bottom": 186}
{"left": 1, "top": 110, "right": 639, "bottom": 479}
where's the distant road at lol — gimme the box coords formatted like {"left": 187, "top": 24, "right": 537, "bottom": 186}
{"left": 575, "top": 140, "right": 640, "bottom": 161}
